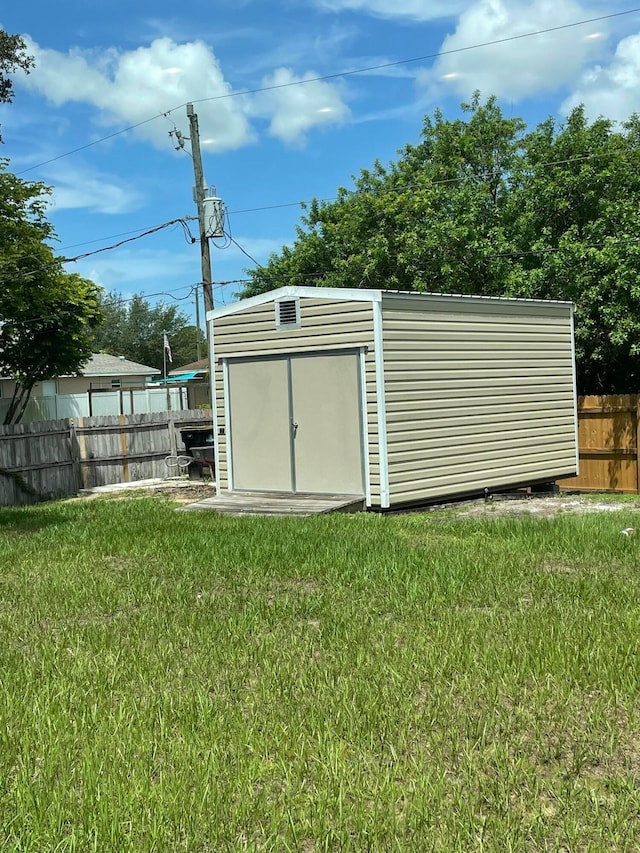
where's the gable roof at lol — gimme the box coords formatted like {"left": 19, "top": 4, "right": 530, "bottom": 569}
{"left": 79, "top": 353, "right": 161, "bottom": 377}
{"left": 207, "top": 285, "right": 573, "bottom": 322}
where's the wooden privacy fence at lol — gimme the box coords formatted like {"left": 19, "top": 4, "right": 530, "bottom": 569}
{"left": 0, "top": 410, "right": 213, "bottom": 507}
{"left": 558, "top": 395, "right": 640, "bottom": 494}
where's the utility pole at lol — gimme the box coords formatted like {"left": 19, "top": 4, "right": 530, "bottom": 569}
{"left": 186, "top": 103, "right": 214, "bottom": 317}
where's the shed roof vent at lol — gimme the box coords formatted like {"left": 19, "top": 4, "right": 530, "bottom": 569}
{"left": 276, "top": 298, "right": 300, "bottom": 330}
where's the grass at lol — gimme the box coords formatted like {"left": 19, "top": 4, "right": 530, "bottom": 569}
{"left": 1, "top": 496, "right": 640, "bottom": 850}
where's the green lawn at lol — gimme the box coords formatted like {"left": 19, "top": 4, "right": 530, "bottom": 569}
{"left": 1, "top": 495, "right": 640, "bottom": 851}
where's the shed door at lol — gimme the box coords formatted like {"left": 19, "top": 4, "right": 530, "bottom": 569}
{"left": 291, "top": 353, "right": 364, "bottom": 495}
{"left": 227, "top": 351, "right": 364, "bottom": 496}
{"left": 227, "top": 357, "right": 292, "bottom": 492}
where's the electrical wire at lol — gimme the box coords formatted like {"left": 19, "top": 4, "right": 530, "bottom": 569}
{"left": 225, "top": 233, "right": 262, "bottom": 267}
{"left": 4, "top": 142, "right": 639, "bottom": 288}
{"left": 0, "top": 216, "right": 196, "bottom": 285}
{"left": 4, "top": 148, "right": 628, "bottom": 273}
{"left": 15, "top": 7, "right": 640, "bottom": 176}
{"left": 1, "top": 281, "right": 202, "bottom": 331}
{"left": 58, "top": 219, "right": 197, "bottom": 252}
{"left": 8, "top": 226, "right": 640, "bottom": 332}
{"left": 227, "top": 150, "right": 640, "bottom": 217}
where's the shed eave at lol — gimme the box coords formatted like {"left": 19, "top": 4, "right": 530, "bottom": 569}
{"left": 381, "top": 289, "right": 574, "bottom": 307}
{"left": 206, "top": 285, "right": 382, "bottom": 323}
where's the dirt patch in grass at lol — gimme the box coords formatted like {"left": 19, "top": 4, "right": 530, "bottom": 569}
{"left": 75, "top": 481, "right": 216, "bottom": 504}
{"left": 445, "top": 494, "right": 640, "bottom": 520}
{"left": 138, "top": 483, "right": 215, "bottom": 503}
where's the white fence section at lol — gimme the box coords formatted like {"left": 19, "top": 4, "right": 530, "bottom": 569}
{"left": 0, "top": 387, "right": 188, "bottom": 425}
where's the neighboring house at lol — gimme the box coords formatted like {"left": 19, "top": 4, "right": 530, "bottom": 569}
{"left": 165, "top": 358, "right": 210, "bottom": 408}
{"left": 0, "top": 353, "right": 161, "bottom": 400}
{"left": 0, "top": 354, "right": 176, "bottom": 423}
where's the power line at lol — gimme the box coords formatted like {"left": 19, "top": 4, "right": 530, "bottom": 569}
{"left": 0, "top": 217, "right": 195, "bottom": 285}
{"left": 226, "top": 233, "right": 262, "bottom": 267}
{"left": 59, "top": 219, "right": 197, "bottom": 252}
{"left": 224, "top": 234, "right": 640, "bottom": 288}
{"left": 4, "top": 145, "right": 637, "bottom": 285}
{"left": 1, "top": 281, "right": 202, "bottom": 332}
{"left": 227, "top": 150, "right": 640, "bottom": 217}
{"left": 6, "top": 230, "right": 640, "bottom": 332}
{"left": 16, "top": 7, "right": 640, "bottom": 176}
{"left": 6, "top": 148, "right": 626, "bottom": 271}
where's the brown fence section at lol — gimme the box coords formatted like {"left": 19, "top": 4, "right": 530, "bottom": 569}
{"left": 558, "top": 395, "right": 640, "bottom": 493}
{"left": 0, "top": 410, "right": 213, "bottom": 507}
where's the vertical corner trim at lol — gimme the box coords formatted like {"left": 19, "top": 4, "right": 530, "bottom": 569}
{"left": 208, "top": 321, "right": 221, "bottom": 491}
{"left": 569, "top": 303, "right": 580, "bottom": 476}
{"left": 358, "top": 347, "right": 372, "bottom": 508}
{"left": 222, "top": 359, "right": 233, "bottom": 491}
{"left": 373, "top": 301, "right": 390, "bottom": 508}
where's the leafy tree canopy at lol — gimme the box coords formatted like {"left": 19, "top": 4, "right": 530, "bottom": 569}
{"left": 246, "top": 94, "right": 640, "bottom": 394}
{"left": 0, "top": 29, "right": 33, "bottom": 141}
{"left": 92, "top": 291, "right": 206, "bottom": 372}
{"left": 0, "top": 161, "right": 102, "bottom": 424}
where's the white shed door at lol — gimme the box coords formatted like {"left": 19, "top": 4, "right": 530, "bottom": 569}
{"left": 228, "top": 357, "right": 292, "bottom": 492}
{"left": 291, "top": 353, "right": 364, "bottom": 495}
{"left": 227, "top": 351, "right": 364, "bottom": 496}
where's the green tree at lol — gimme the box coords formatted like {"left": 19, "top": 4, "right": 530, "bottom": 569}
{"left": 0, "top": 29, "right": 33, "bottom": 141}
{"left": 245, "top": 94, "right": 524, "bottom": 298}
{"left": 0, "top": 162, "right": 102, "bottom": 424}
{"left": 505, "top": 107, "right": 640, "bottom": 392}
{"left": 246, "top": 95, "right": 640, "bottom": 394}
{"left": 92, "top": 291, "right": 206, "bottom": 372}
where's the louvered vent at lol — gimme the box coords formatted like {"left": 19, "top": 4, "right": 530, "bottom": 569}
{"left": 276, "top": 299, "right": 300, "bottom": 329}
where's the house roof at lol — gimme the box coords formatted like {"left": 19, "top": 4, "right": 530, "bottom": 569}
{"left": 78, "top": 353, "right": 161, "bottom": 377}
{"left": 0, "top": 354, "right": 161, "bottom": 383}
{"left": 168, "top": 358, "right": 209, "bottom": 377}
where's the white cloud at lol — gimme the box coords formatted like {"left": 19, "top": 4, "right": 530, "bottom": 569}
{"left": 19, "top": 36, "right": 351, "bottom": 151}
{"left": 317, "top": 0, "right": 470, "bottom": 20}
{"left": 21, "top": 37, "right": 254, "bottom": 152}
{"left": 561, "top": 33, "right": 640, "bottom": 122}
{"left": 421, "top": 0, "right": 609, "bottom": 101}
{"left": 249, "top": 68, "right": 350, "bottom": 145}
{"left": 72, "top": 247, "right": 195, "bottom": 290}
{"left": 47, "top": 165, "right": 143, "bottom": 214}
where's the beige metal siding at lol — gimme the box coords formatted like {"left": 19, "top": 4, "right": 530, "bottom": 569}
{"left": 212, "top": 298, "right": 378, "bottom": 501}
{"left": 382, "top": 294, "right": 577, "bottom": 504}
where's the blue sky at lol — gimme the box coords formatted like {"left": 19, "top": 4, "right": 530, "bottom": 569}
{"left": 1, "top": 0, "right": 640, "bottom": 324}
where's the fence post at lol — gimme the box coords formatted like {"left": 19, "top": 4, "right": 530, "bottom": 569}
{"left": 119, "top": 414, "right": 130, "bottom": 482}
{"left": 75, "top": 416, "right": 90, "bottom": 490}
{"left": 69, "top": 418, "right": 81, "bottom": 492}
{"left": 168, "top": 415, "right": 177, "bottom": 470}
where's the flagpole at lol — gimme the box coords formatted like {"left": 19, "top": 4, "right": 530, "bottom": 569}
{"left": 163, "top": 331, "right": 171, "bottom": 412}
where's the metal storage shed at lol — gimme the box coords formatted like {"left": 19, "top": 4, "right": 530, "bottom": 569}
{"left": 207, "top": 286, "right": 578, "bottom": 510}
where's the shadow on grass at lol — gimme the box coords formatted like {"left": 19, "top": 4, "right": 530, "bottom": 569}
{"left": 0, "top": 505, "right": 70, "bottom": 536}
